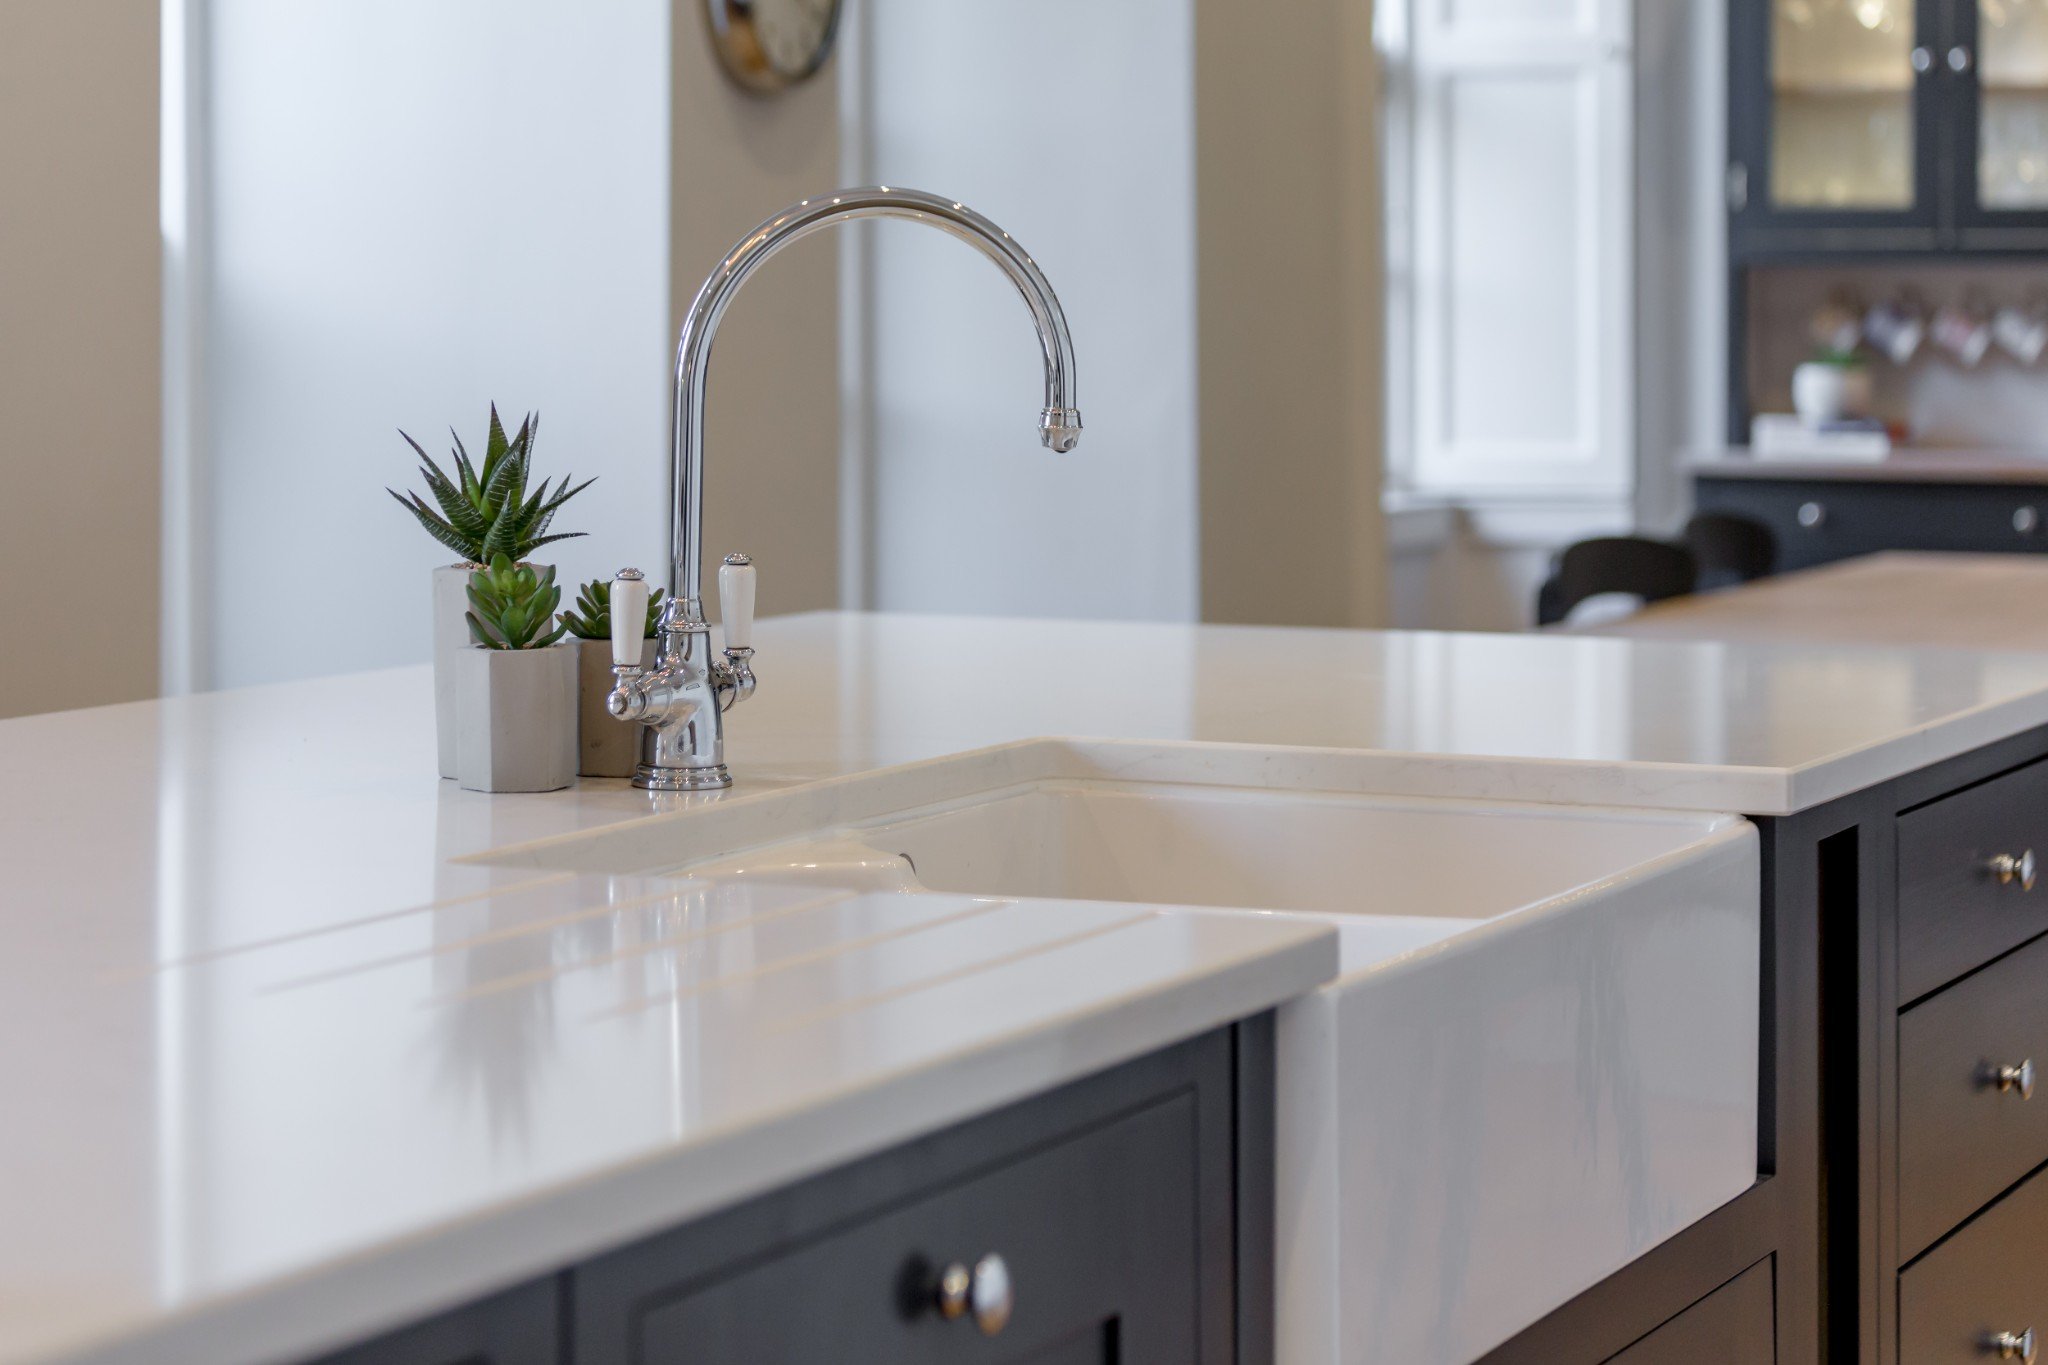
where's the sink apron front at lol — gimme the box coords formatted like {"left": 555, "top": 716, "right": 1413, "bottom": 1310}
{"left": 1275, "top": 822, "right": 1760, "bottom": 1365}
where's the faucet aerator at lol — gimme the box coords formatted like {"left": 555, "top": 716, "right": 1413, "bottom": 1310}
{"left": 1040, "top": 407, "right": 1084, "bottom": 453}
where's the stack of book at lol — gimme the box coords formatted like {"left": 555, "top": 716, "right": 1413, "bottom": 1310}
{"left": 1749, "top": 414, "right": 1892, "bottom": 463}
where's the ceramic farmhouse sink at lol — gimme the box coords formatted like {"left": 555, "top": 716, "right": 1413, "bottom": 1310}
{"left": 687, "top": 778, "right": 1761, "bottom": 1365}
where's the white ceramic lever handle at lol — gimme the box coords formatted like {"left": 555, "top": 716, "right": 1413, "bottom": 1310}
{"left": 719, "top": 553, "right": 755, "bottom": 652}
{"left": 610, "top": 570, "right": 650, "bottom": 668}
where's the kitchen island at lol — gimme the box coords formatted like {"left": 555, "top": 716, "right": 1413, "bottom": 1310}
{"left": 1580, "top": 551, "right": 2048, "bottom": 1365}
{"left": 11, "top": 611, "right": 2048, "bottom": 1365}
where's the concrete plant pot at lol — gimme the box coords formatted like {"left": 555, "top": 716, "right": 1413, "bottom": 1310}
{"left": 1791, "top": 361, "right": 1872, "bottom": 425}
{"left": 454, "top": 642, "right": 579, "bottom": 793}
{"left": 432, "top": 563, "right": 480, "bottom": 779}
{"left": 577, "top": 636, "right": 650, "bottom": 778}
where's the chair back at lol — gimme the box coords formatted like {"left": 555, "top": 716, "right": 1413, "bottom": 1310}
{"left": 1536, "top": 536, "right": 1698, "bottom": 626}
{"left": 1683, "top": 512, "right": 1777, "bottom": 590}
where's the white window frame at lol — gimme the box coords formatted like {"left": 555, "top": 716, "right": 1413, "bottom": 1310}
{"left": 1383, "top": 0, "right": 1634, "bottom": 506}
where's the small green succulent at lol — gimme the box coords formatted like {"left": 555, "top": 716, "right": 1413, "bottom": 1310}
{"left": 388, "top": 405, "right": 594, "bottom": 564}
{"left": 559, "top": 578, "right": 665, "bottom": 641}
{"left": 466, "top": 555, "right": 569, "bottom": 650}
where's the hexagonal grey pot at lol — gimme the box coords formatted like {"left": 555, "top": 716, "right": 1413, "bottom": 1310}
{"left": 432, "top": 563, "right": 479, "bottom": 779}
{"left": 577, "top": 637, "right": 650, "bottom": 778}
{"left": 453, "top": 643, "right": 579, "bottom": 793}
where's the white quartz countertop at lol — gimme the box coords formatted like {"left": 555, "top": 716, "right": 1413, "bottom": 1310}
{"left": 1574, "top": 552, "right": 2048, "bottom": 652}
{"left": 11, "top": 609, "right": 2048, "bottom": 1365}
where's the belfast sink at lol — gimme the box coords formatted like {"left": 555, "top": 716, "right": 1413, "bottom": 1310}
{"left": 679, "top": 778, "right": 1762, "bottom": 1365}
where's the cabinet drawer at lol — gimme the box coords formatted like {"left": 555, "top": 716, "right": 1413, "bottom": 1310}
{"left": 1602, "top": 1259, "right": 1774, "bottom": 1365}
{"left": 1897, "top": 760, "right": 2048, "bottom": 1002}
{"left": 1901, "top": 1162, "right": 2048, "bottom": 1363}
{"left": 573, "top": 1080, "right": 1212, "bottom": 1365}
{"left": 1694, "top": 478, "right": 2048, "bottom": 574}
{"left": 585, "top": 1093, "right": 1200, "bottom": 1363}
{"left": 1899, "top": 930, "right": 2048, "bottom": 1258}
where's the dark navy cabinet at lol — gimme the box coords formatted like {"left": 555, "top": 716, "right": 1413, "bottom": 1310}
{"left": 308, "top": 1280, "right": 559, "bottom": 1365}
{"left": 311, "top": 1021, "right": 1267, "bottom": 1365}
{"left": 572, "top": 1026, "right": 1250, "bottom": 1365}
{"left": 1695, "top": 473, "right": 2048, "bottom": 570}
{"left": 1602, "top": 1261, "right": 1776, "bottom": 1365}
{"left": 1730, "top": 0, "right": 2048, "bottom": 260}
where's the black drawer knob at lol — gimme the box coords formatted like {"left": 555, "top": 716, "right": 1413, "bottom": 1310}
{"left": 936, "top": 1253, "right": 1013, "bottom": 1336}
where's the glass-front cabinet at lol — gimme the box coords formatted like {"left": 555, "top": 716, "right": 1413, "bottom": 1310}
{"left": 1972, "top": 0, "right": 2048, "bottom": 211}
{"left": 1732, "top": 0, "right": 2048, "bottom": 254}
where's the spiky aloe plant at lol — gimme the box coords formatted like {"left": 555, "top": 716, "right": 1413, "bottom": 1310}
{"left": 388, "top": 405, "right": 594, "bottom": 564}
{"left": 466, "top": 555, "right": 569, "bottom": 650}
{"left": 559, "top": 578, "right": 664, "bottom": 641}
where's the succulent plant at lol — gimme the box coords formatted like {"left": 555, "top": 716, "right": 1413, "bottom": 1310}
{"left": 465, "top": 555, "right": 569, "bottom": 650}
{"left": 559, "top": 577, "right": 664, "bottom": 641}
{"left": 388, "top": 405, "right": 594, "bottom": 564}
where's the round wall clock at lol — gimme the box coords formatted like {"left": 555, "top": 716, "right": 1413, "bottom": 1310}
{"left": 705, "top": 0, "right": 842, "bottom": 95}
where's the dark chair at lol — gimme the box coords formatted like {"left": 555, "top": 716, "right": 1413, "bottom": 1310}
{"left": 1682, "top": 512, "right": 1777, "bottom": 591}
{"left": 1535, "top": 536, "right": 1698, "bottom": 627}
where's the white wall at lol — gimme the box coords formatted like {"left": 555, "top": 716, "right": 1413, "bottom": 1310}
{"left": 850, "top": 0, "right": 1200, "bottom": 622}
{"left": 196, "top": 2, "right": 672, "bottom": 689}
{"left": 1635, "top": 0, "right": 1727, "bottom": 532}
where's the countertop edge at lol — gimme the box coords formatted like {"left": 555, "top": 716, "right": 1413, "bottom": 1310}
{"left": 1689, "top": 450, "right": 2048, "bottom": 484}
{"left": 28, "top": 924, "right": 1337, "bottom": 1365}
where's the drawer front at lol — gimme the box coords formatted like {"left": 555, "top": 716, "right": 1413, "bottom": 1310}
{"left": 1898, "top": 760, "right": 2048, "bottom": 1003}
{"left": 1901, "top": 1163, "right": 2048, "bottom": 1363}
{"left": 589, "top": 1094, "right": 1201, "bottom": 1364}
{"left": 1601, "top": 1259, "right": 1774, "bottom": 1365}
{"left": 1900, "top": 930, "right": 2048, "bottom": 1258}
{"left": 1694, "top": 478, "right": 2048, "bottom": 573}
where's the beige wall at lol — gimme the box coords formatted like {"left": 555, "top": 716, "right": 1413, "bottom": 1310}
{"left": 0, "top": 1, "right": 161, "bottom": 716}
{"left": 673, "top": 14, "right": 843, "bottom": 620}
{"left": 1195, "top": 0, "right": 1385, "bottom": 628}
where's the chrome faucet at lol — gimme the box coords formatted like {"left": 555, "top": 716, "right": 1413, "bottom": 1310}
{"left": 604, "top": 186, "right": 1083, "bottom": 791}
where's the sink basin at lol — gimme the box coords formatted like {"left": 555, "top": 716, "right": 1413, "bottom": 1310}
{"left": 683, "top": 778, "right": 1761, "bottom": 1365}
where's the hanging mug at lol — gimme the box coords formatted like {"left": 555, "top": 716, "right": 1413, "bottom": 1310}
{"left": 1932, "top": 301, "right": 1994, "bottom": 367}
{"left": 1810, "top": 297, "right": 1864, "bottom": 356}
{"left": 1994, "top": 299, "right": 2048, "bottom": 364}
{"left": 1864, "top": 297, "right": 1926, "bottom": 365}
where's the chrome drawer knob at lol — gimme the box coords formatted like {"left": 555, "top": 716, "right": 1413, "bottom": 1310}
{"left": 1798, "top": 501, "right": 1827, "bottom": 529}
{"left": 1989, "top": 1327, "right": 2037, "bottom": 1362}
{"left": 1998, "top": 1059, "right": 2037, "bottom": 1100}
{"left": 936, "top": 1253, "right": 1013, "bottom": 1336}
{"left": 1991, "top": 850, "right": 2038, "bottom": 891}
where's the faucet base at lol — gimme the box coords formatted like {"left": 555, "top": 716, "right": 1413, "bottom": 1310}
{"left": 633, "top": 762, "right": 733, "bottom": 792}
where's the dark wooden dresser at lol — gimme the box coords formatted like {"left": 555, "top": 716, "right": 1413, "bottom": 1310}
{"left": 1693, "top": 453, "right": 2048, "bottom": 574}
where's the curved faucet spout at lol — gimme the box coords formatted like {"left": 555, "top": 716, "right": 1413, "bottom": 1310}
{"left": 667, "top": 186, "right": 1082, "bottom": 615}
